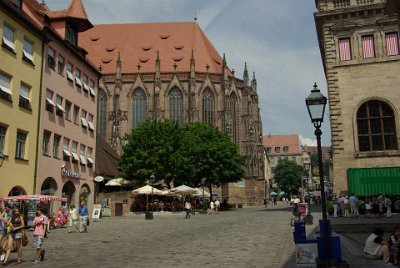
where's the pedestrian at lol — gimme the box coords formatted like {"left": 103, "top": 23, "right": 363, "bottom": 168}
{"left": 388, "top": 226, "right": 400, "bottom": 265}
{"left": 210, "top": 201, "right": 215, "bottom": 213}
{"left": 349, "top": 193, "right": 358, "bottom": 219}
{"left": 32, "top": 208, "right": 48, "bottom": 264}
{"left": 215, "top": 200, "right": 220, "bottom": 213}
{"left": 2, "top": 208, "right": 25, "bottom": 265}
{"left": 343, "top": 196, "right": 350, "bottom": 218}
{"left": 184, "top": 201, "right": 191, "bottom": 219}
{"left": 378, "top": 194, "right": 384, "bottom": 218}
{"left": 384, "top": 196, "right": 392, "bottom": 218}
{"left": 0, "top": 206, "right": 8, "bottom": 263}
{"left": 365, "top": 196, "right": 372, "bottom": 218}
{"left": 372, "top": 196, "right": 379, "bottom": 218}
{"left": 364, "top": 227, "right": 390, "bottom": 264}
{"left": 338, "top": 195, "right": 345, "bottom": 217}
{"left": 68, "top": 204, "right": 79, "bottom": 233}
{"left": 78, "top": 201, "right": 88, "bottom": 233}
{"left": 333, "top": 195, "right": 339, "bottom": 218}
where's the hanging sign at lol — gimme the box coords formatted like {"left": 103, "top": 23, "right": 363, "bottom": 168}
{"left": 61, "top": 166, "right": 81, "bottom": 179}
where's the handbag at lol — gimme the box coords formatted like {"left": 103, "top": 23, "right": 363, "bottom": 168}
{"left": 22, "top": 230, "right": 28, "bottom": 247}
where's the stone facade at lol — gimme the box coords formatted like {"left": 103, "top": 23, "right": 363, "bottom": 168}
{"left": 315, "top": 0, "right": 400, "bottom": 194}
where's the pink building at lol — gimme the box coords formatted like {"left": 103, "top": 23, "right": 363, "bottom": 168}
{"left": 25, "top": 0, "right": 100, "bottom": 209}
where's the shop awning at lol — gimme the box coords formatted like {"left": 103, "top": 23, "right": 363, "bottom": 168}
{"left": 4, "top": 195, "right": 67, "bottom": 202}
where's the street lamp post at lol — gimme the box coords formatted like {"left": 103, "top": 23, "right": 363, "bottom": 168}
{"left": 201, "top": 177, "right": 207, "bottom": 212}
{"left": 145, "top": 174, "right": 156, "bottom": 220}
{"left": 305, "top": 83, "right": 330, "bottom": 262}
{"left": 303, "top": 159, "right": 313, "bottom": 224}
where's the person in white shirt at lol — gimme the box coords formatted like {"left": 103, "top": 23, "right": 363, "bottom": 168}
{"left": 184, "top": 201, "right": 191, "bottom": 219}
{"left": 214, "top": 200, "right": 220, "bottom": 213}
{"left": 364, "top": 228, "right": 390, "bottom": 263}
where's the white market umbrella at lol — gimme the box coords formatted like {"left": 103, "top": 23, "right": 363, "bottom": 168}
{"left": 192, "top": 188, "right": 211, "bottom": 198}
{"left": 132, "top": 185, "right": 164, "bottom": 195}
{"left": 169, "top": 184, "right": 197, "bottom": 195}
{"left": 105, "top": 178, "right": 131, "bottom": 186}
{"left": 161, "top": 190, "right": 182, "bottom": 198}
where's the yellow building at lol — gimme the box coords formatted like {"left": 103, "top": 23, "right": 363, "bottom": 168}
{"left": 0, "top": 1, "right": 45, "bottom": 197}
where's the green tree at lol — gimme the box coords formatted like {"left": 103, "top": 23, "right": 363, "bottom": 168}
{"left": 118, "top": 120, "right": 180, "bottom": 186}
{"left": 310, "top": 153, "right": 330, "bottom": 178}
{"left": 176, "top": 122, "right": 245, "bottom": 196}
{"left": 273, "top": 158, "right": 304, "bottom": 195}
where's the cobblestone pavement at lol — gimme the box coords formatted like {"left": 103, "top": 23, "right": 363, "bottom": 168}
{"left": 2, "top": 204, "right": 301, "bottom": 268}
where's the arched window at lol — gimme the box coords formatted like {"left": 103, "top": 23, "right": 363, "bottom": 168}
{"left": 202, "top": 88, "right": 214, "bottom": 125}
{"left": 229, "top": 92, "right": 239, "bottom": 143}
{"left": 132, "top": 88, "right": 147, "bottom": 128}
{"left": 169, "top": 87, "right": 183, "bottom": 123}
{"left": 357, "top": 100, "right": 397, "bottom": 151}
{"left": 97, "top": 89, "right": 107, "bottom": 138}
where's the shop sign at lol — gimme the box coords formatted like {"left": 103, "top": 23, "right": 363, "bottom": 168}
{"left": 61, "top": 166, "right": 81, "bottom": 179}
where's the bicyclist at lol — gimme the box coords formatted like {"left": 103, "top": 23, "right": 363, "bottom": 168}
{"left": 293, "top": 203, "right": 301, "bottom": 221}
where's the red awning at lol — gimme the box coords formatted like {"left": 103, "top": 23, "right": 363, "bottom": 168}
{"left": 4, "top": 195, "right": 67, "bottom": 202}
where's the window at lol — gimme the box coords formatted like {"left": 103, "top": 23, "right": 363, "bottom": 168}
{"left": 19, "top": 83, "right": 30, "bottom": 108}
{"left": 73, "top": 105, "right": 79, "bottom": 124}
{"left": 66, "top": 25, "right": 77, "bottom": 47}
{"left": 15, "top": 131, "right": 26, "bottom": 159}
{"left": 63, "top": 138, "right": 71, "bottom": 160}
{"left": 88, "top": 113, "right": 94, "bottom": 131}
{"left": 57, "top": 55, "right": 65, "bottom": 75}
{"left": 82, "top": 74, "right": 89, "bottom": 92}
{"left": 22, "top": 38, "right": 34, "bottom": 63}
{"left": 361, "top": 35, "right": 375, "bottom": 59}
{"left": 202, "top": 88, "right": 214, "bottom": 125}
{"left": 75, "top": 68, "right": 82, "bottom": 87}
{"left": 47, "top": 48, "right": 55, "bottom": 70}
{"left": 81, "top": 110, "right": 88, "bottom": 128}
{"left": 65, "top": 100, "right": 71, "bottom": 120}
{"left": 97, "top": 89, "right": 107, "bottom": 138}
{"left": 275, "top": 147, "right": 280, "bottom": 153}
{"left": 2, "top": 24, "right": 15, "bottom": 51}
{"left": 283, "top": 146, "right": 289, "bottom": 153}
{"left": 266, "top": 147, "right": 271, "bottom": 154}
{"left": 66, "top": 63, "right": 73, "bottom": 81}
{"left": 0, "top": 72, "right": 12, "bottom": 100}
{"left": 87, "top": 147, "right": 94, "bottom": 166}
{"left": 12, "top": 0, "right": 21, "bottom": 8}
{"left": 79, "top": 144, "right": 86, "bottom": 165}
{"left": 338, "top": 38, "right": 352, "bottom": 61}
{"left": 55, "top": 95, "right": 65, "bottom": 116}
{"left": 45, "top": 89, "right": 55, "bottom": 112}
{"left": 168, "top": 87, "right": 183, "bottom": 123}
{"left": 71, "top": 141, "right": 79, "bottom": 162}
{"left": 132, "top": 88, "right": 147, "bottom": 128}
{"left": 42, "top": 130, "right": 51, "bottom": 156}
{"left": 53, "top": 134, "right": 60, "bottom": 158}
{"left": 357, "top": 100, "right": 397, "bottom": 151}
{"left": 89, "top": 79, "right": 96, "bottom": 96}
{"left": 386, "top": 32, "right": 399, "bottom": 56}
{"left": 0, "top": 125, "right": 6, "bottom": 155}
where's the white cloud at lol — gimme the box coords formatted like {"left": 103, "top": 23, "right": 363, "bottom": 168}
{"left": 299, "top": 135, "right": 317, "bottom": 146}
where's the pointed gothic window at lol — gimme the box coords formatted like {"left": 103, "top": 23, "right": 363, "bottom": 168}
{"left": 168, "top": 87, "right": 183, "bottom": 123}
{"left": 97, "top": 89, "right": 107, "bottom": 138}
{"left": 229, "top": 92, "right": 239, "bottom": 143}
{"left": 132, "top": 88, "right": 147, "bottom": 129}
{"left": 202, "top": 88, "right": 214, "bottom": 125}
{"left": 357, "top": 100, "right": 397, "bottom": 152}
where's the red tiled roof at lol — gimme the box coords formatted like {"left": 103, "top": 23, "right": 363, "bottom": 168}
{"left": 306, "top": 146, "right": 331, "bottom": 161}
{"left": 78, "top": 22, "right": 228, "bottom": 74}
{"left": 262, "top": 134, "right": 301, "bottom": 155}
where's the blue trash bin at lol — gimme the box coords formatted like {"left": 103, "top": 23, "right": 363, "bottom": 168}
{"left": 293, "top": 221, "right": 306, "bottom": 242}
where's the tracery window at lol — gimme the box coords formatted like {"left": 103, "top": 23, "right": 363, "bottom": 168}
{"left": 97, "top": 89, "right": 107, "bottom": 138}
{"left": 202, "top": 88, "right": 214, "bottom": 125}
{"left": 168, "top": 87, "right": 183, "bottom": 123}
{"left": 132, "top": 88, "right": 147, "bottom": 129}
{"left": 228, "top": 92, "right": 239, "bottom": 143}
{"left": 357, "top": 100, "right": 397, "bottom": 152}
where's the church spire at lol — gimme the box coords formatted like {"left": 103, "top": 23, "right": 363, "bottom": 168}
{"left": 243, "top": 62, "right": 249, "bottom": 86}
{"left": 251, "top": 71, "right": 257, "bottom": 91}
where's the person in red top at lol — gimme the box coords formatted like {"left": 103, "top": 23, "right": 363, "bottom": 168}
{"left": 31, "top": 208, "right": 48, "bottom": 264}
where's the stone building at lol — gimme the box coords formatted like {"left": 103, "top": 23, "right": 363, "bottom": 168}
{"left": 314, "top": 0, "right": 400, "bottom": 195}
{"left": 79, "top": 22, "right": 265, "bottom": 205}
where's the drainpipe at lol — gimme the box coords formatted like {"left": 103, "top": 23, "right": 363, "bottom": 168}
{"left": 33, "top": 41, "right": 46, "bottom": 194}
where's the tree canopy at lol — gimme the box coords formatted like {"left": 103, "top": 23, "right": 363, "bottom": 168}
{"left": 272, "top": 158, "right": 304, "bottom": 195}
{"left": 118, "top": 120, "right": 245, "bottom": 191}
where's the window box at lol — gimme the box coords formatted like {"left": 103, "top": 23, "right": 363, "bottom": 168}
{"left": 19, "top": 95, "right": 31, "bottom": 109}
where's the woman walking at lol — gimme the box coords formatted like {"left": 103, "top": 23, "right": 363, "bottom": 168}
{"left": 2, "top": 208, "right": 25, "bottom": 265}
{"left": 68, "top": 205, "right": 79, "bottom": 233}
{"left": 0, "top": 206, "right": 8, "bottom": 263}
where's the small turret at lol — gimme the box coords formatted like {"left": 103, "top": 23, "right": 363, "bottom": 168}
{"left": 243, "top": 62, "right": 249, "bottom": 86}
{"left": 251, "top": 72, "right": 257, "bottom": 91}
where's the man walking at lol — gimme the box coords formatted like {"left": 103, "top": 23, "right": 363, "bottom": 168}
{"left": 32, "top": 208, "right": 48, "bottom": 264}
{"left": 78, "top": 201, "right": 88, "bottom": 233}
{"left": 184, "top": 201, "right": 191, "bottom": 219}
{"left": 384, "top": 196, "right": 392, "bottom": 218}
{"left": 349, "top": 193, "right": 358, "bottom": 219}
{"left": 333, "top": 195, "right": 339, "bottom": 218}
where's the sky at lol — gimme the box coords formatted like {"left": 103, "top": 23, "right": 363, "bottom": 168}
{"left": 45, "top": 0, "right": 330, "bottom": 146}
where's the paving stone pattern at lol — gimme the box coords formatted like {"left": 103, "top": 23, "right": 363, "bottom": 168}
{"left": 3, "top": 205, "right": 299, "bottom": 268}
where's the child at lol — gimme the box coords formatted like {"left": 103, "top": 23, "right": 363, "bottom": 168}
{"left": 389, "top": 226, "right": 400, "bottom": 264}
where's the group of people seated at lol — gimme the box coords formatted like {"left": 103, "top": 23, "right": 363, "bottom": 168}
{"left": 364, "top": 227, "right": 400, "bottom": 265}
